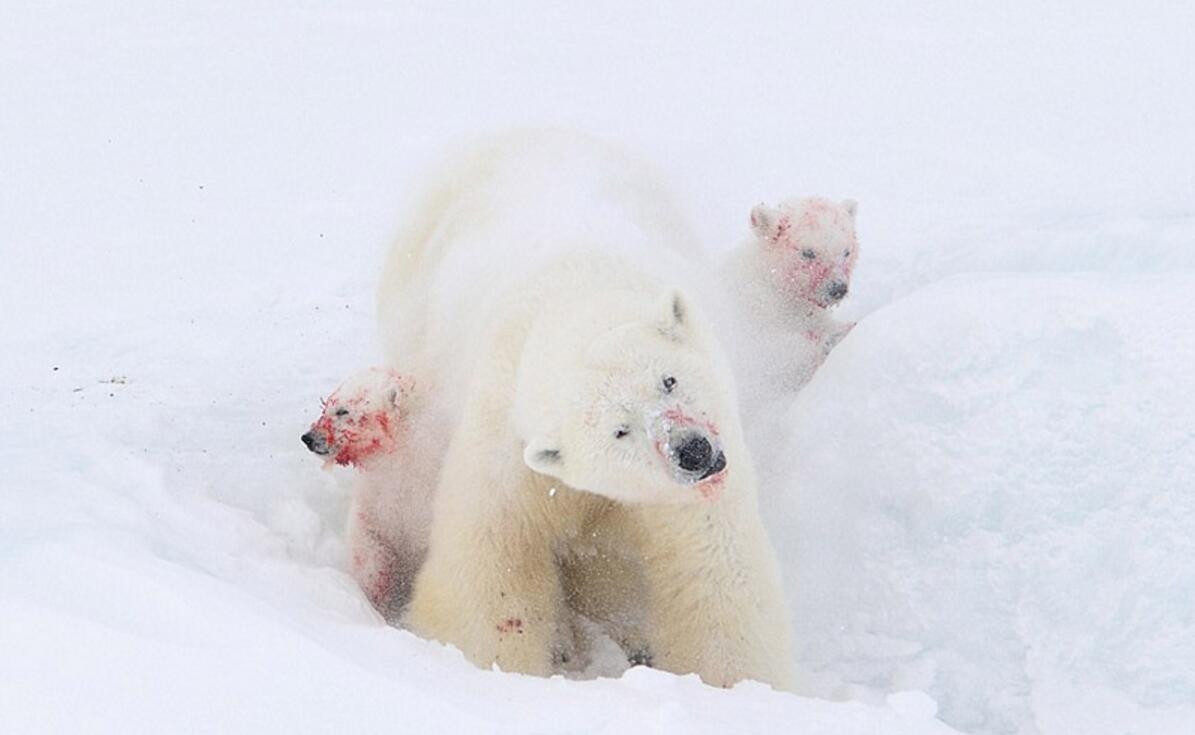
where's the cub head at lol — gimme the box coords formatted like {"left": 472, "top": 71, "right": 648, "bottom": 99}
{"left": 301, "top": 367, "right": 413, "bottom": 469}
{"left": 520, "top": 290, "right": 732, "bottom": 504}
{"left": 749, "top": 196, "right": 859, "bottom": 308}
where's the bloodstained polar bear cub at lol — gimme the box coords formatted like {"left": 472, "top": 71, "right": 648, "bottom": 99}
{"left": 301, "top": 367, "right": 437, "bottom": 621}
{"left": 381, "top": 132, "right": 796, "bottom": 690}
{"left": 726, "top": 196, "right": 860, "bottom": 394}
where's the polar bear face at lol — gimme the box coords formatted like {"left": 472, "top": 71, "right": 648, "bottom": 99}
{"left": 522, "top": 292, "right": 731, "bottom": 504}
{"left": 301, "top": 367, "right": 412, "bottom": 469}
{"left": 749, "top": 197, "right": 859, "bottom": 308}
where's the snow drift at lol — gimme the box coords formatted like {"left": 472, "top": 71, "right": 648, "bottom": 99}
{"left": 773, "top": 273, "right": 1195, "bottom": 734}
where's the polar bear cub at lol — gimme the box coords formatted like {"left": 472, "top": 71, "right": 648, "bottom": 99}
{"left": 301, "top": 367, "right": 438, "bottom": 621}
{"left": 746, "top": 196, "right": 860, "bottom": 315}
{"left": 724, "top": 196, "right": 860, "bottom": 397}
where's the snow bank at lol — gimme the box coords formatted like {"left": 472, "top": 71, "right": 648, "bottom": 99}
{"left": 771, "top": 273, "right": 1195, "bottom": 734}
{"left": 0, "top": 461, "right": 959, "bottom": 735}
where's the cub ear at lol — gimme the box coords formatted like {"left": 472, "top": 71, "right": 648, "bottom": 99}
{"left": 656, "top": 288, "right": 694, "bottom": 342}
{"left": 381, "top": 369, "right": 414, "bottom": 410}
{"left": 841, "top": 199, "right": 858, "bottom": 219}
{"left": 523, "top": 436, "right": 564, "bottom": 476}
{"left": 749, "top": 203, "right": 781, "bottom": 240}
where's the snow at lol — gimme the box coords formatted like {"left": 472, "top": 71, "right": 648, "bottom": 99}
{"left": 2, "top": 2, "right": 1193, "bottom": 734}
{"left": 775, "top": 274, "right": 1195, "bottom": 734}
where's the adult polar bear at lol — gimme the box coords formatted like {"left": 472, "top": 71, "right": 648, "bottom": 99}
{"left": 379, "top": 131, "right": 795, "bottom": 690}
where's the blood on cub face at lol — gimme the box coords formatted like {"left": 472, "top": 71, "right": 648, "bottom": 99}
{"left": 301, "top": 367, "right": 411, "bottom": 469}
{"left": 751, "top": 197, "right": 859, "bottom": 309}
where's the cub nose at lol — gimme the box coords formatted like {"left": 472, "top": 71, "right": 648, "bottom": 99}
{"left": 676, "top": 435, "right": 713, "bottom": 473}
{"left": 301, "top": 431, "right": 328, "bottom": 455}
{"left": 827, "top": 281, "right": 849, "bottom": 301}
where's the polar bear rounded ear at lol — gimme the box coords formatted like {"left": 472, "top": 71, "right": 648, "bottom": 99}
{"left": 524, "top": 437, "right": 564, "bottom": 476}
{"left": 842, "top": 199, "right": 858, "bottom": 219}
{"left": 379, "top": 369, "right": 414, "bottom": 410}
{"left": 656, "top": 289, "right": 693, "bottom": 343}
{"left": 750, "top": 203, "right": 781, "bottom": 240}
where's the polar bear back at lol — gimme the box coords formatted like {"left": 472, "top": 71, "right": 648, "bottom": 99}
{"left": 377, "top": 130, "right": 703, "bottom": 379}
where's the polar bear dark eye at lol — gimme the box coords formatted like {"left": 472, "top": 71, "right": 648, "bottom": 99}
{"left": 661, "top": 375, "right": 677, "bottom": 394}
{"left": 843, "top": 250, "right": 851, "bottom": 257}
{"left": 334, "top": 408, "right": 349, "bottom": 417}
{"left": 614, "top": 426, "right": 630, "bottom": 439}
{"left": 801, "top": 249, "right": 817, "bottom": 260}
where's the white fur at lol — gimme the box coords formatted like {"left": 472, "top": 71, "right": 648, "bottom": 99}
{"left": 303, "top": 367, "right": 443, "bottom": 621}
{"left": 382, "top": 132, "right": 795, "bottom": 690}
{"left": 377, "top": 129, "right": 703, "bottom": 393}
{"left": 722, "top": 196, "right": 859, "bottom": 413}
{"left": 711, "top": 197, "right": 861, "bottom": 517}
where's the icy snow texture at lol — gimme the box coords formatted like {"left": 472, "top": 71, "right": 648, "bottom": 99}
{"left": 2, "top": 1, "right": 1193, "bottom": 734}
{"left": 776, "top": 275, "right": 1195, "bottom": 734}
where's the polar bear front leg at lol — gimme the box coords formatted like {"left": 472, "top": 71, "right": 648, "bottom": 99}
{"left": 823, "top": 318, "right": 855, "bottom": 354}
{"left": 484, "top": 547, "right": 567, "bottom": 676}
{"left": 404, "top": 457, "right": 566, "bottom": 677}
{"left": 560, "top": 545, "right": 651, "bottom": 666}
{"left": 631, "top": 501, "right": 796, "bottom": 691}
{"left": 347, "top": 498, "right": 406, "bottom": 622}
{"left": 405, "top": 526, "right": 564, "bottom": 676}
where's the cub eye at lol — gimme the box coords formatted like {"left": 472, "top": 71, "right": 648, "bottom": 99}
{"left": 662, "top": 375, "right": 677, "bottom": 394}
{"left": 843, "top": 249, "right": 851, "bottom": 257}
{"left": 801, "top": 249, "right": 817, "bottom": 260}
{"left": 614, "top": 426, "right": 630, "bottom": 439}
{"left": 334, "top": 408, "right": 349, "bottom": 417}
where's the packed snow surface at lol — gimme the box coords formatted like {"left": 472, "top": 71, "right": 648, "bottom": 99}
{"left": 777, "top": 275, "right": 1195, "bottom": 734}
{"left": 3, "top": 2, "right": 1193, "bottom": 734}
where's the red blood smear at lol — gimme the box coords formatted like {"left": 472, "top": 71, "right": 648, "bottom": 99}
{"left": 662, "top": 407, "right": 720, "bottom": 437}
{"left": 496, "top": 618, "right": 523, "bottom": 634}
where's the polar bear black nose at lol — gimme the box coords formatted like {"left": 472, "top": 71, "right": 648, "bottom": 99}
{"left": 827, "top": 281, "right": 849, "bottom": 301}
{"left": 301, "top": 431, "right": 329, "bottom": 455}
{"left": 676, "top": 435, "right": 713, "bottom": 472}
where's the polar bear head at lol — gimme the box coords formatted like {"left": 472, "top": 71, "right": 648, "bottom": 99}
{"left": 519, "top": 291, "right": 732, "bottom": 504}
{"left": 749, "top": 196, "right": 859, "bottom": 308}
{"left": 301, "top": 367, "right": 413, "bottom": 469}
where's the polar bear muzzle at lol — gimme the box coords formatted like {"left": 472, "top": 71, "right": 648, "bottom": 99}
{"left": 669, "top": 429, "right": 727, "bottom": 483}
{"left": 301, "top": 430, "right": 330, "bottom": 456}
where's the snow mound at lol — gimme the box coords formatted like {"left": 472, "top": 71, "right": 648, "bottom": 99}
{"left": 0, "top": 458, "right": 960, "bottom": 735}
{"left": 770, "top": 273, "right": 1195, "bottom": 734}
